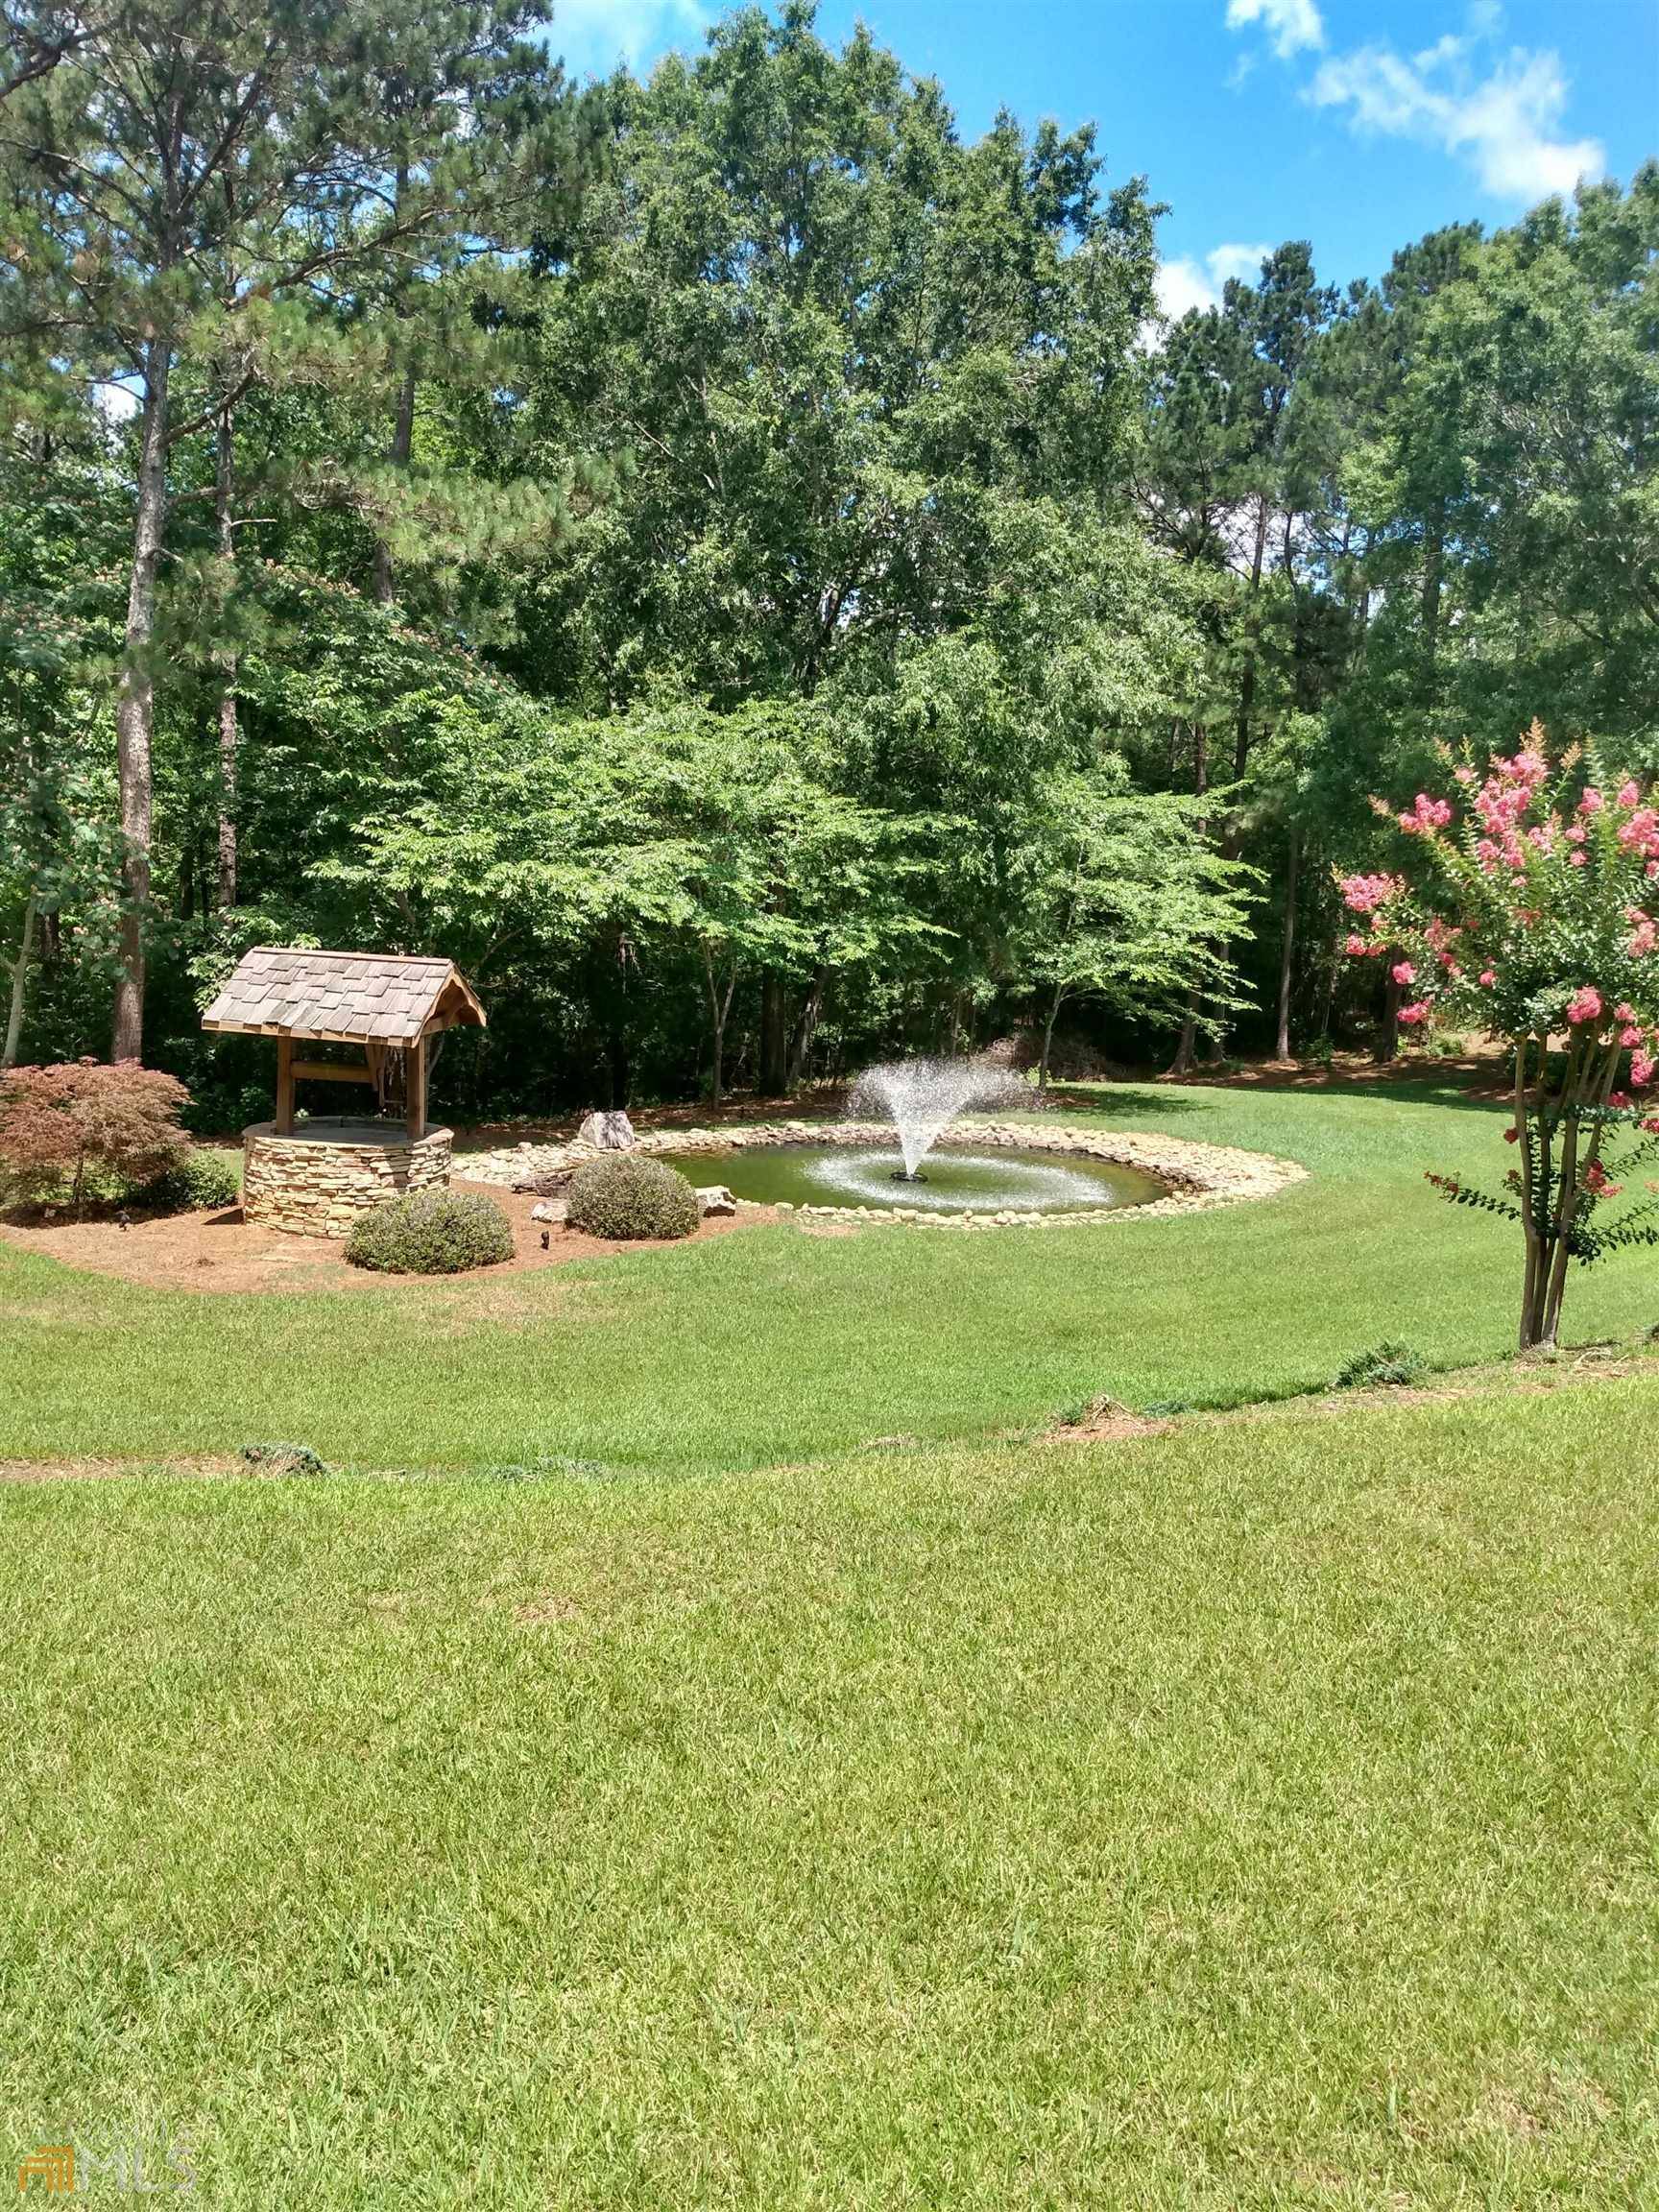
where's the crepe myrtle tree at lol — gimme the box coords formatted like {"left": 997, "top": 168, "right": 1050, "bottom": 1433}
{"left": 1341, "top": 725, "right": 1659, "bottom": 1351}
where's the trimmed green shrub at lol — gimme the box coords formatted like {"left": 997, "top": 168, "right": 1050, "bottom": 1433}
{"left": 132, "top": 1147, "right": 243, "bottom": 1213}
{"left": 345, "top": 1188, "right": 514, "bottom": 1275}
{"left": 565, "top": 1154, "right": 700, "bottom": 1241}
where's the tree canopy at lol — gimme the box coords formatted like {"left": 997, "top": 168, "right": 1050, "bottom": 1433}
{"left": 2, "top": 0, "right": 1654, "bottom": 1113}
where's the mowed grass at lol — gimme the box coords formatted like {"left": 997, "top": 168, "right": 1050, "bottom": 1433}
{"left": 4, "top": 1382, "right": 1658, "bottom": 2205}
{"left": 3, "top": 1075, "right": 1658, "bottom": 1472}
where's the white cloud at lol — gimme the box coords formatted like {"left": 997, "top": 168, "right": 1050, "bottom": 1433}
{"left": 553, "top": 0, "right": 707, "bottom": 77}
{"left": 1225, "top": 0, "right": 1325, "bottom": 61}
{"left": 1154, "top": 241, "right": 1273, "bottom": 322}
{"left": 1309, "top": 36, "right": 1602, "bottom": 203}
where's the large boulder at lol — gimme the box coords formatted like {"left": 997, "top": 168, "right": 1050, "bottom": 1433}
{"left": 577, "top": 1110, "right": 636, "bottom": 1151}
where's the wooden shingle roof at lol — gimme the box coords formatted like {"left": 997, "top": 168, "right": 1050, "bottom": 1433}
{"left": 201, "top": 948, "right": 485, "bottom": 1046}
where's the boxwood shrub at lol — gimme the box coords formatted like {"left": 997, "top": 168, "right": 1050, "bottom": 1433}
{"left": 345, "top": 1188, "right": 515, "bottom": 1275}
{"left": 565, "top": 1154, "right": 700, "bottom": 1241}
{"left": 132, "top": 1147, "right": 243, "bottom": 1214}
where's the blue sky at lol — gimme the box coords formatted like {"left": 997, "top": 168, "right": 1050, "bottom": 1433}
{"left": 549, "top": 0, "right": 1658, "bottom": 307}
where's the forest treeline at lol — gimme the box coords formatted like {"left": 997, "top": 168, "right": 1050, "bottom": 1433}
{"left": 3, "top": 0, "right": 1656, "bottom": 1122}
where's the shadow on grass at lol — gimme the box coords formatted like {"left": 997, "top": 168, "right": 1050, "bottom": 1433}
{"left": 1040, "top": 1084, "right": 1207, "bottom": 1116}
{"left": 1045, "top": 1074, "right": 1510, "bottom": 1118}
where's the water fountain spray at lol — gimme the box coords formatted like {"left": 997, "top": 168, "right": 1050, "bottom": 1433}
{"left": 845, "top": 1056, "right": 1030, "bottom": 1180}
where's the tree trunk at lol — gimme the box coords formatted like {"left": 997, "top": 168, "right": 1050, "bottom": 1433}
{"left": 214, "top": 398, "right": 239, "bottom": 910}
{"left": 1274, "top": 824, "right": 1300, "bottom": 1060}
{"left": 112, "top": 335, "right": 172, "bottom": 1062}
{"left": 1166, "top": 998, "right": 1200, "bottom": 1077}
{"left": 1514, "top": 1040, "right": 1546, "bottom": 1352}
{"left": 704, "top": 945, "right": 735, "bottom": 1109}
{"left": 3, "top": 892, "right": 35, "bottom": 1068}
{"left": 786, "top": 965, "right": 828, "bottom": 1092}
{"left": 1376, "top": 969, "right": 1402, "bottom": 1065}
{"left": 372, "top": 365, "right": 418, "bottom": 605}
{"left": 757, "top": 971, "right": 789, "bottom": 1096}
{"left": 607, "top": 1028, "right": 630, "bottom": 1111}
{"left": 1166, "top": 723, "right": 1209, "bottom": 1077}
{"left": 1039, "top": 983, "right": 1063, "bottom": 1094}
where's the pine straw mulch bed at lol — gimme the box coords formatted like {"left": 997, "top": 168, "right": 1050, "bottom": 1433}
{"left": 0, "top": 1180, "right": 771, "bottom": 1298}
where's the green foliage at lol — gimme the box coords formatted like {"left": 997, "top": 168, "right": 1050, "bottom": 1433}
{"left": 345, "top": 1188, "right": 515, "bottom": 1275}
{"left": 565, "top": 1155, "right": 700, "bottom": 1242}
{"left": 2, "top": 0, "right": 1654, "bottom": 1100}
{"left": 131, "top": 1146, "right": 243, "bottom": 1214}
{"left": 1332, "top": 1341, "right": 1427, "bottom": 1390}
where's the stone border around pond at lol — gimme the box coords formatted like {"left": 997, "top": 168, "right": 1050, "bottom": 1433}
{"left": 463, "top": 1118, "right": 1306, "bottom": 1232}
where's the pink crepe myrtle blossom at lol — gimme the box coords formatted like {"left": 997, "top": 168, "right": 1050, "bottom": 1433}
{"left": 1339, "top": 872, "right": 1399, "bottom": 916}
{"left": 1397, "top": 1001, "right": 1430, "bottom": 1025}
{"left": 1570, "top": 851, "right": 1588, "bottom": 867}
{"left": 1566, "top": 987, "right": 1604, "bottom": 1026}
{"left": 1479, "top": 970, "right": 1497, "bottom": 988}
{"left": 1621, "top": 1025, "right": 1645, "bottom": 1048}
{"left": 1617, "top": 779, "right": 1642, "bottom": 808}
{"left": 1578, "top": 787, "right": 1605, "bottom": 815}
{"left": 1633, "top": 1051, "right": 1656, "bottom": 1089}
{"left": 1391, "top": 961, "right": 1416, "bottom": 985}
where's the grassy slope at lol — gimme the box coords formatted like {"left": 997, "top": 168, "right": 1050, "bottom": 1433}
{"left": 4, "top": 1383, "right": 1657, "bottom": 2206}
{"left": 3, "top": 1076, "right": 1655, "bottom": 1470}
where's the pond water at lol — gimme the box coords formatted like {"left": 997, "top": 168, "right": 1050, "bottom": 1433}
{"left": 651, "top": 1142, "right": 1166, "bottom": 1215}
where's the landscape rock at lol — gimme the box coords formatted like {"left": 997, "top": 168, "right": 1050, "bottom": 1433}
{"left": 577, "top": 1110, "right": 636, "bottom": 1151}
{"left": 693, "top": 1184, "right": 738, "bottom": 1216}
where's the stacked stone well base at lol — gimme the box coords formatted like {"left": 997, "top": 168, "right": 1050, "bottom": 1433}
{"left": 242, "top": 1119, "right": 454, "bottom": 1238}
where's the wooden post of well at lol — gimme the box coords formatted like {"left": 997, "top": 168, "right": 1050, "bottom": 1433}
{"left": 276, "top": 1034, "right": 295, "bottom": 1136}
{"left": 406, "top": 1035, "right": 427, "bottom": 1141}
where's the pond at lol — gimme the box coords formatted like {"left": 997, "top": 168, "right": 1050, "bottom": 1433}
{"left": 652, "top": 1142, "right": 1166, "bottom": 1215}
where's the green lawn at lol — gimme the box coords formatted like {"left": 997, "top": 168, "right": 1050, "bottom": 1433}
{"left": 4, "top": 1382, "right": 1657, "bottom": 2206}
{"left": 2, "top": 1075, "right": 1656, "bottom": 1471}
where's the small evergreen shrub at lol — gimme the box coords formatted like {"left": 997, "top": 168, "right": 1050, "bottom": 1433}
{"left": 132, "top": 1147, "right": 243, "bottom": 1213}
{"left": 1333, "top": 1341, "right": 1427, "bottom": 1390}
{"left": 565, "top": 1154, "right": 699, "bottom": 1241}
{"left": 345, "top": 1188, "right": 514, "bottom": 1274}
